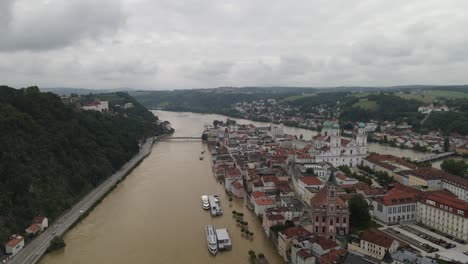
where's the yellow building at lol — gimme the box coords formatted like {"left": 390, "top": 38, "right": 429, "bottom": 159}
{"left": 406, "top": 167, "right": 443, "bottom": 190}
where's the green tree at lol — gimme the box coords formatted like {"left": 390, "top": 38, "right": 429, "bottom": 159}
{"left": 441, "top": 159, "right": 468, "bottom": 178}
{"left": 349, "top": 195, "right": 371, "bottom": 230}
{"left": 47, "top": 236, "right": 66, "bottom": 252}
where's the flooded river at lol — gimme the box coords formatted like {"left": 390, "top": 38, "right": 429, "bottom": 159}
{"left": 39, "top": 111, "right": 465, "bottom": 264}
{"left": 40, "top": 111, "right": 284, "bottom": 264}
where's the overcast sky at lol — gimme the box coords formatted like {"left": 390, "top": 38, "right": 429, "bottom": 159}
{"left": 1, "top": 0, "right": 468, "bottom": 90}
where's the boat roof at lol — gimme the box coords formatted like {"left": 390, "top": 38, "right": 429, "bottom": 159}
{"left": 216, "top": 229, "right": 230, "bottom": 240}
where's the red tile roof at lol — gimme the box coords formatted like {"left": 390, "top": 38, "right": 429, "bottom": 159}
{"left": 26, "top": 224, "right": 41, "bottom": 233}
{"left": 316, "top": 237, "right": 339, "bottom": 250}
{"left": 33, "top": 216, "right": 46, "bottom": 224}
{"left": 374, "top": 183, "right": 422, "bottom": 206}
{"left": 300, "top": 176, "right": 323, "bottom": 186}
{"left": 310, "top": 186, "right": 347, "bottom": 208}
{"left": 262, "top": 175, "right": 278, "bottom": 183}
{"left": 410, "top": 167, "right": 448, "bottom": 180}
{"left": 255, "top": 197, "right": 276, "bottom": 206}
{"left": 297, "top": 249, "right": 314, "bottom": 260}
{"left": 231, "top": 179, "right": 243, "bottom": 190}
{"left": 266, "top": 213, "right": 285, "bottom": 221}
{"left": 442, "top": 174, "right": 468, "bottom": 189}
{"left": 320, "top": 248, "right": 346, "bottom": 264}
{"left": 280, "top": 226, "right": 312, "bottom": 239}
{"left": 422, "top": 190, "right": 468, "bottom": 218}
{"left": 251, "top": 191, "right": 267, "bottom": 199}
{"left": 361, "top": 228, "right": 396, "bottom": 248}
{"left": 365, "top": 154, "right": 418, "bottom": 170}
{"left": 6, "top": 236, "right": 24, "bottom": 248}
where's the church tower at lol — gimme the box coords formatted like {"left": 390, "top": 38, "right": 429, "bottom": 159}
{"left": 355, "top": 123, "right": 367, "bottom": 154}
{"left": 330, "top": 122, "right": 341, "bottom": 155}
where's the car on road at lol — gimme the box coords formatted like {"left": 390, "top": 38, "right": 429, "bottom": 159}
{"left": 79, "top": 210, "right": 84, "bottom": 214}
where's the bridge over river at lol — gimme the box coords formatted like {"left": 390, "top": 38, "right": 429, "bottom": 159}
{"left": 415, "top": 152, "right": 454, "bottom": 163}
{"left": 157, "top": 136, "right": 201, "bottom": 141}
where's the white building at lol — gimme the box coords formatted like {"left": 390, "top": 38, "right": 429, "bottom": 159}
{"left": 81, "top": 101, "right": 109, "bottom": 112}
{"left": 372, "top": 184, "right": 420, "bottom": 225}
{"left": 348, "top": 228, "right": 399, "bottom": 260}
{"left": 416, "top": 191, "right": 468, "bottom": 241}
{"left": 442, "top": 175, "right": 468, "bottom": 202}
{"left": 5, "top": 235, "right": 24, "bottom": 256}
{"left": 311, "top": 121, "right": 368, "bottom": 167}
{"left": 270, "top": 124, "right": 284, "bottom": 137}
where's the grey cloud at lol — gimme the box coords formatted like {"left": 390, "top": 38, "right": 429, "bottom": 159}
{"left": 0, "top": 0, "right": 126, "bottom": 52}
{"left": 2, "top": 0, "right": 468, "bottom": 89}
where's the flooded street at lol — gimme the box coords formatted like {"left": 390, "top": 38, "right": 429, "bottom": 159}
{"left": 40, "top": 111, "right": 283, "bottom": 264}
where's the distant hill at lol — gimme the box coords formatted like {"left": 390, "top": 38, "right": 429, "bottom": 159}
{"left": 41, "top": 87, "right": 134, "bottom": 96}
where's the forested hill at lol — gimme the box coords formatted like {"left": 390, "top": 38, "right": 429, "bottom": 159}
{"left": 0, "top": 86, "right": 170, "bottom": 243}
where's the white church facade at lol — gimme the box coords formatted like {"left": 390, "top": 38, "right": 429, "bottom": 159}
{"left": 310, "top": 121, "right": 368, "bottom": 167}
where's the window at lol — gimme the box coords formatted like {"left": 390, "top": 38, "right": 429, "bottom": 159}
{"left": 322, "top": 226, "right": 326, "bottom": 233}
{"left": 330, "top": 218, "right": 334, "bottom": 225}
{"left": 316, "top": 226, "right": 319, "bottom": 233}
{"left": 343, "top": 217, "right": 346, "bottom": 224}
{"left": 316, "top": 216, "right": 319, "bottom": 222}
{"left": 402, "top": 206, "right": 406, "bottom": 213}
{"left": 398, "top": 207, "right": 401, "bottom": 213}
{"left": 330, "top": 205, "right": 334, "bottom": 212}
{"left": 323, "top": 217, "right": 326, "bottom": 223}
{"left": 388, "top": 217, "right": 391, "bottom": 222}
{"left": 388, "top": 207, "right": 391, "bottom": 214}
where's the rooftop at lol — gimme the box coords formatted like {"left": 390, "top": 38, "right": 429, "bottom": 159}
{"left": 361, "top": 228, "right": 396, "bottom": 248}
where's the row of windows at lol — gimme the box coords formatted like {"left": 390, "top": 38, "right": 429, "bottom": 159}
{"left": 315, "top": 216, "right": 347, "bottom": 224}
{"left": 388, "top": 214, "right": 414, "bottom": 222}
{"left": 387, "top": 204, "right": 415, "bottom": 214}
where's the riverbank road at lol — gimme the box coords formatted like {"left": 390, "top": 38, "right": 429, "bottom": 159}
{"left": 8, "top": 139, "right": 154, "bottom": 264}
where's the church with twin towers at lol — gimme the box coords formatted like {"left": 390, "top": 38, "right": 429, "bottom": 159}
{"left": 309, "top": 121, "right": 368, "bottom": 167}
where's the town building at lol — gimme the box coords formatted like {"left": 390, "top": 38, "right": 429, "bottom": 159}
{"left": 81, "top": 100, "right": 109, "bottom": 112}
{"left": 310, "top": 181, "right": 350, "bottom": 240}
{"left": 372, "top": 184, "right": 421, "bottom": 225}
{"left": 250, "top": 191, "right": 276, "bottom": 216}
{"left": 230, "top": 179, "right": 245, "bottom": 198}
{"left": 363, "top": 154, "right": 417, "bottom": 183}
{"left": 405, "top": 167, "right": 444, "bottom": 190}
{"left": 416, "top": 191, "right": 468, "bottom": 241}
{"left": 442, "top": 174, "right": 468, "bottom": 202}
{"left": 348, "top": 228, "right": 399, "bottom": 260}
{"left": 297, "top": 176, "right": 324, "bottom": 201}
{"left": 312, "top": 121, "right": 368, "bottom": 167}
{"left": 5, "top": 235, "right": 25, "bottom": 256}
{"left": 277, "top": 227, "right": 312, "bottom": 262}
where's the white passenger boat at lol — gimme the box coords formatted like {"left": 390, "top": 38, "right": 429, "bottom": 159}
{"left": 208, "top": 195, "right": 223, "bottom": 216}
{"left": 201, "top": 195, "right": 210, "bottom": 210}
{"left": 205, "top": 225, "right": 218, "bottom": 255}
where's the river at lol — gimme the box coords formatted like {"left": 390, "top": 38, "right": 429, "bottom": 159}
{"left": 39, "top": 111, "right": 464, "bottom": 264}
{"left": 39, "top": 111, "right": 284, "bottom": 264}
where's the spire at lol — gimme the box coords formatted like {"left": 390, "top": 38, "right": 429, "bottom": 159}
{"left": 327, "top": 172, "right": 338, "bottom": 185}
{"left": 381, "top": 250, "right": 393, "bottom": 264}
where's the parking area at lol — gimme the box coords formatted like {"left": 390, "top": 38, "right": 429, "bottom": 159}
{"left": 399, "top": 225, "right": 456, "bottom": 249}
{"left": 415, "top": 223, "right": 466, "bottom": 245}
{"left": 382, "top": 227, "right": 439, "bottom": 254}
